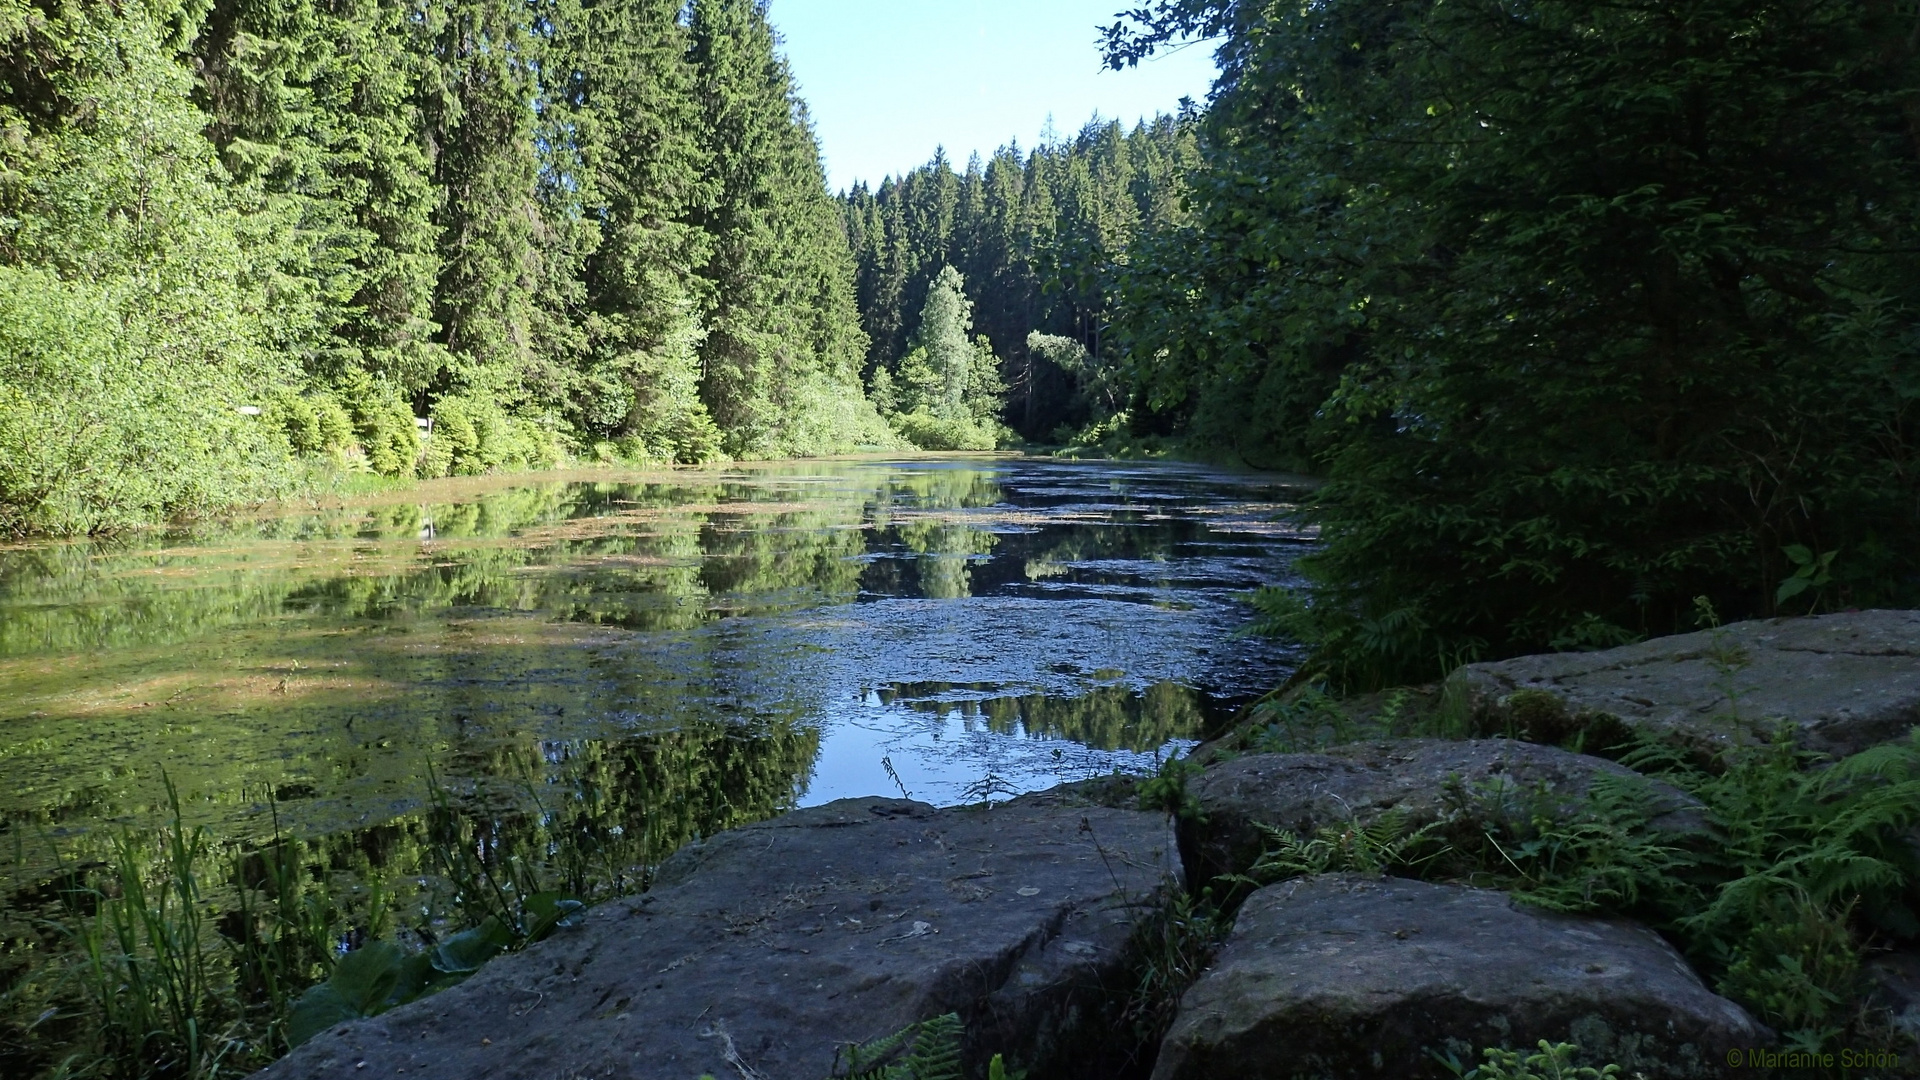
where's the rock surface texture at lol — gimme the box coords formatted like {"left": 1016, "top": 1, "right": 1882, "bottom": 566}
{"left": 1152, "top": 874, "right": 1767, "bottom": 1080}
{"left": 253, "top": 795, "right": 1178, "bottom": 1080}
{"left": 1184, "top": 739, "right": 1703, "bottom": 882}
{"left": 1868, "top": 950, "right": 1920, "bottom": 1051}
{"left": 1450, "top": 609, "right": 1920, "bottom": 759}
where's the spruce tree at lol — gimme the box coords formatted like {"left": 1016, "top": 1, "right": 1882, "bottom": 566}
{"left": 419, "top": 0, "right": 546, "bottom": 399}
{"left": 191, "top": 0, "right": 443, "bottom": 394}
{"left": 836, "top": 115, "right": 1196, "bottom": 440}
{"left": 1109, "top": 0, "right": 1920, "bottom": 680}
{"left": 914, "top": 266, "right": 975, "bottom": 420}
{"left": 687, "top": 0, "right": 876, "bottom": 458}
{"left": 560, "top": 0, "right": 718, "bottom": 460}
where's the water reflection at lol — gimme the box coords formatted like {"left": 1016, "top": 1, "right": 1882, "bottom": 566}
{"left": 0, "top": 458, "right": 1311, "bottom": 1075}
{"left": 0, "top": 463, "right": 1305, "bottom": 857}
{"left": 0, "top": 458, "right": 1305, "bottom": 894}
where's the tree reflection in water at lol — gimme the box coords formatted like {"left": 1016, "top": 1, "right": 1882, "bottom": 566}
{"left": 0, "top": 459, "right": 1305, "bottom": 1077}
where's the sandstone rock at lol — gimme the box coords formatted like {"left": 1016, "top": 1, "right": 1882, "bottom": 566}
{"left": 1152, "top": 874, "right": 1767, "bottom": 1079}
{"left": 1184, "top": 738, "right": 1704, "bottom": 882}
{"left": 253, "top": 796, "right": 1178, "bottom": 1080}
{"left": 1449, "top": 610, "right": 1920, "bottom": 760}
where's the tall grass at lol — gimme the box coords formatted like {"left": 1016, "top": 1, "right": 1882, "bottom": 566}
{"left": 72, "top": 780, "right": 225, "bottom": 1078}
{"left": 8, "top": 762, "right": 659, "bottom": 1080}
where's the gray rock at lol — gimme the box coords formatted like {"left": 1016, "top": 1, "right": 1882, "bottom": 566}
{"left": 1866, "top": 950, "right": 1920, "bottom": 1052}
{"left": 1185, "top": 739, "right": 1704, "bottom": 882}
{"left": 1152, "top": 874, "right": 1767, "bottom": 1079}
{"left": 253, "top": 796, "right": 1178, "bottom": 1080}
{"left": 1449, "top": 610, "right": 1920, "bottom": 760}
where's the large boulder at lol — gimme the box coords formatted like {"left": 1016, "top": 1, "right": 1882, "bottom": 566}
{"left": 1449, "top": 610, "right": 1920, "bottom": 760}
{"left": 254, "top": 795, "right": 1179, "bottom": 1080}
{"left": 1184, "top": 738, "right": 1704, "bottom": 882}
{"left": 1152, "top": 874, "right": 1767, "bottom": 1079}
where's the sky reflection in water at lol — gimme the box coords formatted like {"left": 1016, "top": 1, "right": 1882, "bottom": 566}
{"left": 0, "top": 457, "right": 1309, "bottom": 888}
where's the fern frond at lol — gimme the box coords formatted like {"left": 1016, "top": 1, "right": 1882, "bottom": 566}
{"left": 833, "top": 1013, "right": 966, "bottom": 1080}
{"left": 834, "top": 1021, "right": 914, "bottom": 1079}
{"left": 1813, "top": 728, "right": 1920, "bottom": 791}
{"left": 902, "top": 1013, "right": 964, "bottom": 1080}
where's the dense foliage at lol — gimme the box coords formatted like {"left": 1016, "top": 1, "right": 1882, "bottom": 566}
{"left": 0, "top": 0, "right": 298, "bottom": 534}
{"left": 1107, "top": 0, "right": 1920, "bottom": 684}
{"left": 841, "top": 120, "right": 1199, "bottom": 443}
{"left": 0, "top": 0, "right": 888, "bottom": 535}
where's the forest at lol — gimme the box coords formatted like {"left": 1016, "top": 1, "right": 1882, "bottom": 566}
{"left": 4, "top": 0, "right": 1920, "bottom": 676}
{"left": 5, "top": 3, "right": 1920, "bottom": 1077}
{"left": 0, "top": 0, "right": 884, "bottom": 537}
{"left": 0, "top": 0, "right": 1197, "bottom": 533}
{"left": 1105, "top": 0, "right": 1920, "bottom": 685}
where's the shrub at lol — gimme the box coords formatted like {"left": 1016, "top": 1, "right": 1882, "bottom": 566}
{"left": 890, "top": 411, "right": 1004, "bottom": 452}
{"left": 0, "top": 268, "right": 295, "bottom": 535}
{"left": 421, "top": 395, "right": 566, "bottom": 477}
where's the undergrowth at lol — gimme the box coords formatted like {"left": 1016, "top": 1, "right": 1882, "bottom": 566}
{"left": 1231, "top": 725, "right": 1920, "bottom": 1056}
{"left": 1117, "top": 884, "right": 1232, "bottom": 1050}
{"left": 1233, "top": 680, "right": 1464, "bottom": 758}
{"left": 8, "top": 765, "right": 640, "bottom": 1080}
{"left": 1439, "top": 1040, "right": 1622, "bottom": 1080}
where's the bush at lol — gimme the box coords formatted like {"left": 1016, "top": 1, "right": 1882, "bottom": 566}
{"left": 890, "top": 411, "right": 1005, "bottom": 452}
{"left": 265, "top": 391, "right": 357, "bottom": 457}
{"left": 0, "top": 268, "right": 294, "bottom": 535}
{"left": 420, "top": 394, "right": 566, "bottom": 477}
{"left": 0, "top": 0, "right": 298, "bottom": 534}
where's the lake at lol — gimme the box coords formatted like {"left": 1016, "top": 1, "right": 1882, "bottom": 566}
{"left": 0, "top": 456, "right": 1308, "bottom": 1063}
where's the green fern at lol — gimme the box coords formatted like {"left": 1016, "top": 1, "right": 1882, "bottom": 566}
{"left": 1238, "top": 807, "right": 1446, "bottom": 884}
{"left": 900, "top": 1013, "right": 963, "bottom": 1080}
{"left": 832, "top": 1012, "right": 966, "bottom": 1080}
{"left": 1459, "top": 769, "right": 1698, "bottom": 916}
{"left": 1465, "top": 725, "right": 1920, "bottom": 1049}
{"left": 1451, "top": 1040, "right": 1621, "bottom": 1080}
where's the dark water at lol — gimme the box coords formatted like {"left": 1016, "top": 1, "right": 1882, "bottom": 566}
{"left": 0, "top": 457, "right": 1308, "bottom": 933}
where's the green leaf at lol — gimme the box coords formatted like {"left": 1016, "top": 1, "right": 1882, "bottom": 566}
{"left": 286, "top": 983, "right": 360, "bottom": 1048}
{"left": 387, "top": 949, "right": 441, "bottom": 1007}
{"left": 330, "top": 941, "right": 406, "bottom": 1014}
{"left": 1783, "top": 544, "right": 1815, "bottom": 567}
{"left": 522, "top": 892, "right": 587, "bottom": 943}
{"left": 1776, "top": 576, "right": 1812, "bottom": 604}
{"left": 432, "top": 916, "right": 511, "bottom": 974}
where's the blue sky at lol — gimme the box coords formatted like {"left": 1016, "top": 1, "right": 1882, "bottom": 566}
{"left": 768, "top": 1, "right": 1219, "bottom": 192}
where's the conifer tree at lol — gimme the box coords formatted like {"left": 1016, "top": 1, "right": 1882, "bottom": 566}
{"left": 913, "top": 266, "right": 975, "bottom": 420}
{"left": 560, "top": 0, "right": 718, "bottom": 460}
{"left": 838, "top": 115, "right": 1197, "bottom": 440}
{"left": 191, "top": 0, "right": 444, "bottom": 394}
{"left": 687, "top": 0, "right": 876, "bottom": 458}
{"left": 419, "top": 0, "right": 546, "bottom": 399}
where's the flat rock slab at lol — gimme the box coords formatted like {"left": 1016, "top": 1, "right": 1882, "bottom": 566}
{"left": 1153, "top": 874, "right": 1766, "bottom": 1079}
{"left": 255, "top": 795, "right": 1178, "bottom": 1080}
{"left": 1450, "top": 610, "right": 1920, "bottom": 759}
{"left": 1185, "top": 739, "right": 1703, "bottom": 882}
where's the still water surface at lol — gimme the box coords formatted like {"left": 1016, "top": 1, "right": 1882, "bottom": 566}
{"left": 0, "top": 457, "right": 1307, "bottom": 909}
